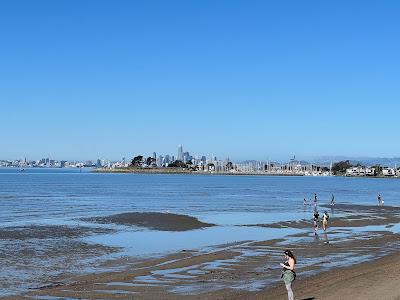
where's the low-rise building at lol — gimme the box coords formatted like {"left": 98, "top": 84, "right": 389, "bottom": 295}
{"left": 382, "top": 168, "right": 396, "bottom": 176}
{"left": 365, "top": 167, "right": 376, "bottom": 176}
{"left": 346, "top": 167, "right": 365, "bottom": 176}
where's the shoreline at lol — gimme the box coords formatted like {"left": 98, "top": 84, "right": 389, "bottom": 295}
{"left": 93, "top": 167, "right": 305, "bottom": 176}
{"left": 93, "top": 167, "right": 400, "bottom": 179}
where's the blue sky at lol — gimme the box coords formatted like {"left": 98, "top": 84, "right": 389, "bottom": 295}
{"left": 1, "top": 1, "right": 400, "bottom": 161}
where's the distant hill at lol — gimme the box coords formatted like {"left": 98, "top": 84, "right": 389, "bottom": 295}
{"left": 310, "top": 156, "right": 400, "bottom": 167}
{"left": 238, "top": 156, "right": 400, "bottom": 167}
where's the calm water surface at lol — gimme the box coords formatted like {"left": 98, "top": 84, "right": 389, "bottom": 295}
{"left": 1, "top": 167, "right": 400, "bottom": 254}
{"left": 1, "top": 168, "right": 400, "bottom": 296}
{"left": 1, "top": 168, "right": 399, "bottom": 226}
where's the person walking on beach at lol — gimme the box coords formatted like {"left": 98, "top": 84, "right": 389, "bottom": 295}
{"left": 280, "top": 250, "right": 296, "bottom": 300}
{"left": 303, "top": 198, "right": 307, "bottom": 206}
{"left": 322, "top": 211, "right": 329, "bottom": 231}
{"left": 330, "top": 194, "right": 335, "bottom": 206}
{"left": 377, "top": 194, "right": 382, "bottom": 206}
{"left": 313, "top": 210, "right": 320, "bottom": 235}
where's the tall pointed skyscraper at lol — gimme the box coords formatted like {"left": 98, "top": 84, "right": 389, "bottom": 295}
{"left": 177, "top": 144, "right": 183, "bottom": 161}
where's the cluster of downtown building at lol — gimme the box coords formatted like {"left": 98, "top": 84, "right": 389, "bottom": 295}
{"left": 0, "top": 157, "right": 129, "bottom": 169}
{"left": 155, "top": 144, "right": 211, "bottom": 168}
{"left": 3, "top": 147, "right": 400, "bottom": 177}
{"left": 135, "top": 145, "right": 333, "bottom": 176}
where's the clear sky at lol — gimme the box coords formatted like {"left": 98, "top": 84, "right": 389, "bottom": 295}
{"left": 1, "top": 1, "right": 400, "bottom": 161}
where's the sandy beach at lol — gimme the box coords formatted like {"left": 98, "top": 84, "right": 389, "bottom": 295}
{"left": 16, "top": 204, "right": 400, "bottom": 300}
{"left": 4, "top": 1, "right": 400, "bottom": 298}
{"left": 244, "top": 251, "right": 400, "bottom": 300}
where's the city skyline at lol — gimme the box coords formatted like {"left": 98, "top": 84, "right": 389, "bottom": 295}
{"left": 3, "top": 142, "right": 400, "bottom": 167}
{"left": 2, "top": 1, "right": 400, "bottom": 160}
{"left": 5, "top": 144, "right": 400, "bottom": 178}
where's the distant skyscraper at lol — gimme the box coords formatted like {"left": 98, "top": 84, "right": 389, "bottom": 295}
{"left": 157, "top": 155, "right": 163, "bottom": 167}
{"left": 183, "top": 151, "right": 190, "bottom": 162}
{"left": 177, "top": 144, "right": 183, "bottom": 161}
{"left": 96, "top": 159, "right": 102, "bottom": 167}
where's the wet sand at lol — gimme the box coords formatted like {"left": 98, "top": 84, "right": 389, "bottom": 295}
{"left": 22, "top": 204, "right": 400, "bottom": 300}
{"left": 0, "top": 225, "right": 119, "bottom": 297}
{"left": 83, "top": 212, "right": 215, "bottom": 231}
{"left": 0, "top": 224, "right": 114, "bottom": 239}
{"left": 23, "top": 231, "right": 400, "bottom": 300}
{"left": 242, "top": 251, "right": 400, "bottom": 300}
{"left": 244, "top": 203, "right": 400, "bottom": 229}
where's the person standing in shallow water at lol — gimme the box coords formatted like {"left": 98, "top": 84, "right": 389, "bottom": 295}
{"left": 313, "top": 210, "right": 320, "bottom": 235}
{"left": 313, "top": 193, "right": 318, "bottom": 209}
{"left": 322, "top": 211, "right": 329, "bottom": 231}
{"left": 280, "top": 250, "right": 296, "bottom": 300}
{"left": 331, "top": 194, "right": 335, "bottom": 206}
{"left": 377, "top": 194, "right": 382, "bottom": 206}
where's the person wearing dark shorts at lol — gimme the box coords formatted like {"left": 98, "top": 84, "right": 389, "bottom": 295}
{"left": 313, "top": 211, "right": 320, "bottom": 235}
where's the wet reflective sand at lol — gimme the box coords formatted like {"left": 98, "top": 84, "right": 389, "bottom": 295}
{"left": 23, "top": 204, "right": 400, "bottom": 299}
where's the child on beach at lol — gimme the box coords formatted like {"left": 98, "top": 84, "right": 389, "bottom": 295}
{"left": 322, "top": 211, "right": 329, "bottom": 231}
{"left": 280, "top": 250, "right": 296, "bottom": 300}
